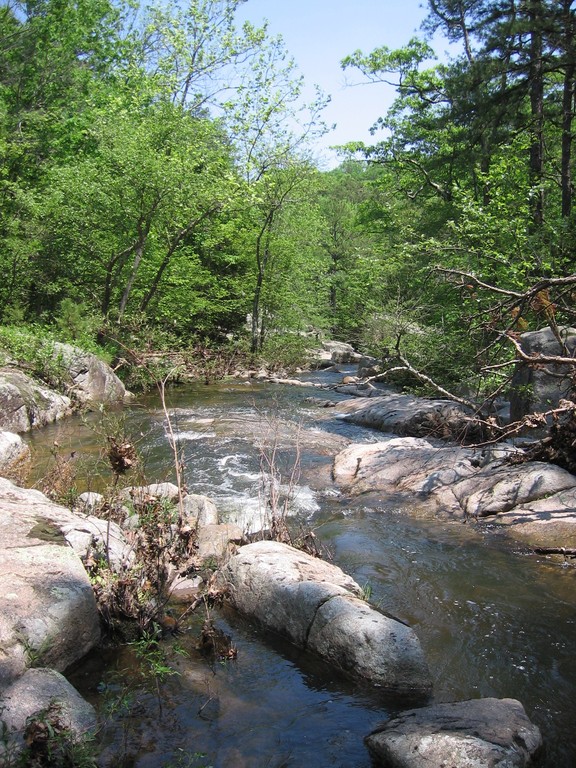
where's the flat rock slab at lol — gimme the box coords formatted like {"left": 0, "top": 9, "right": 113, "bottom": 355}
{"left": 496, "top": 487, "right": 576, "bottom": 549}
{"left": 220, "top": 540, "right": 432, "bottom": 697}
{"left": 366, "top": 697, "right": 542, "bottom": 767}
{"left": 332, "top": 438, "right": 478, "bottom": 513}
{"left": 0, "top": 478, "right": 101, "bottom": 687}
{"left": 332, "top": 439, "right": 576, "bottom": 549}
{"left": 335, "top": 393, "right": 482, "bottom": 442}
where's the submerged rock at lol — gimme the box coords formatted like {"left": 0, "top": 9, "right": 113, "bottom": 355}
{"left": 365, "top": 697, "right": 542, "bottom": 768}
{"left": 220, "top": 540, "right": 432, "bottom": 698}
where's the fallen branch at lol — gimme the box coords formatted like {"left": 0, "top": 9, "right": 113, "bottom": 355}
{"left": 533, "top": 546, "right": 576, "bottom": 559}
{"left": 365, "top": 357, "right": 479, "bottom": 412}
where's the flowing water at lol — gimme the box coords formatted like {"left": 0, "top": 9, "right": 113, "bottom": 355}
{"left": 27, "top": 369, "right": 576, "bottom": 767}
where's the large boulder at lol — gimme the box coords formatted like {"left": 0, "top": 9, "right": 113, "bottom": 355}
{"left": 0, "top": 668, "right": 97, "bottom": 763}
{"left": 335, "top": 392, "right": 484, "bottom": 443}
{"left": 510, "top": 327, "right": 576, "bottom": 422}
{"left": 365, "top": 698, "right": 542, "bottom": 768}
{"left": 0, "top": 431, "right": 31, "bottom": 482}
{"left": 332, "top": 438, "right": 479, "bottom": 513}
{"left": 220, "top": 540, "right": 432, "bottom": 698}
{"left": 332, "top": 438, "right": 576, "bottom": 548}
{"left": 0, "top": 369, "right": 72, "bottom": 432}
{"left": 450, "top": 460, "right": 576, "bottom": 518}
{"left": 0, "top": 478, "right": 101, "bottom": 687}
{"left": 322, "top": 340, "right": 362, "bottom": 364}
{"left": 53, "top": 342, "right": 128, "bottom": 404}
{"left": 495, "top": 486, "right": 576, "bottom": 549}
{"left": 357, "top": 355, "right": 382, "bottom": 378}
{"left": 310, "top": 340, "right": 362, "bottom": 367}
{"left": 182, "top": 493, "right": 219, "bottom": 528}
{"left": 60, "top": 514, "right": 134, "bottom": 572}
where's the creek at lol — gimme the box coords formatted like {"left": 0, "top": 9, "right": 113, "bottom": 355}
{"left": 26, "top": 368, "right": 576, "bottom": 768}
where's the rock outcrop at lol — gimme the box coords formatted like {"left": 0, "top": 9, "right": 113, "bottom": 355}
{"left": 332, "top": 437, "right": 576, "bottom": 549}
{"left": 510, "top": 326, "right": 576, "bottom": 422}
{"left": 0, "top": 370, "right": 72, "bottom": 432}
{"left": 0, "top": 478, "right": 101, "bottom": 688}
{"left": 365, "top": 697, "right": 542, "bottom": 768}
{"left": 0, "top": 668, "right": 97, "bottom": 763}
{"left": 0, "top": 343, "right": 128, "bottom": 433}
{"left": 335, "top": 392, "right": 483, "bottom": 442}
{"left": 310, "top": 340, "right": 362, "bottom": 367}
{"left": 220, "top": 540, "right": 432, "bottom": 698}
{"left": 53, "top": 342, "right": 128, "bottom": 405}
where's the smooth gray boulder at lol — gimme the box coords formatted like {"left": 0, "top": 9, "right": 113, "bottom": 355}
{"left": 0, "top": 430, "right": 31, "bottom": 482}
{"left": 0, "top": 668, "right": 97, "bottom": 762}
{"left": 193, "top": 522, "right": 244, "bottom": 566}
{"left": 0, "top": 478, "right": 101, "bottom": 687}
{"left": 0, "top": 369, "right": 72, "bottom": 432}
{"left": 365, "top": 697, "right": 542, "bottom": 767}
{"left": 332, "top": 438, "right": 479, "bottom": 513}
{"left": 60, "top": 514, "right": 134, "bottom": 572}
{"left": 450, "top": 460, "right": 576, "bottom": 518}
{"left": 220, "top": 540, "right": 432, "bottom": 697}
{"left": 357, "top": 355, "right": 382, "bottom": 378}
{"left": 310, "top": 340, "right": 362, "bottom": 367}
{"left": 120, "top": 481, "right": 181, "bottom": 504}
{"left": 495, "top": 486, "right": 576, "bottom": 549}
{"left": 182, "top": 493, "right": 219, "bottom": 528}
{"left": 323, "top": 340, "right": 362, "bottom": 363}
{"left": 53, "top": 342, "right": 128, "bottom": 404}
{"left": 510, "top": 326, "right": 576, "bottom": 422}
{"left": 335, "top": 392, "right": 482, "bottom": 442}
{"left": 332, "top": 438, "right": 576, "bottom": 548}
{"left": 73, "top": 491, "right": 105, "bottom": 514}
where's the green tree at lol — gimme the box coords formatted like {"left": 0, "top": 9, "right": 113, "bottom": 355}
{"left": 37, "top": 101, "right": 240, "bottom": 328}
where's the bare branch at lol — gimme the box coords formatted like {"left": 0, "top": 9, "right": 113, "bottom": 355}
{"left": 500, "top": 330, "right": 576, "bottom": 366}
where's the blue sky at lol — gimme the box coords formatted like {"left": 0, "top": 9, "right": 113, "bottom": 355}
{"left": 235, "top": 0, "right": 436, "bottom": 167}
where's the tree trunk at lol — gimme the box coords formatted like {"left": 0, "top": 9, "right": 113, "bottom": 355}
{"left": 561, "top": 0, "right": 575, "bottom": 219}
{"left": 251, "top": 210, "right": 274, "bottom": 354}
{"left": 528, "top": 0, "right": 545, "bottom": 228}
{"left": 140, "top": 206, "right": 221, "bottom": 313}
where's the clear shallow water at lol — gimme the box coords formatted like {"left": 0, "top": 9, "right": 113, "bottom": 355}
{"left": 28, "top": 372, "right": 576, "bottom": 767}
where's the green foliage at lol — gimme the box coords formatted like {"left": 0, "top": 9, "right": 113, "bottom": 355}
{"left": 130, "top": 631, "right": 179, "bottom": 685}
{"left": 3, "top": 0, "right": 574, "bottom": 393}
{"left": 360, "top": 296, "right": 476, "bottom": 393}
{"left": 260, "top": 333, "right": 313, "bottom": 373}
{"left": 0, "top": 326, "right": 67, "bottom": 389}
{"left": 1, "top": 701, "right": 98, "bottom": 768}
{"left": 54, "top": 299, "right": 102, "bottom": 349}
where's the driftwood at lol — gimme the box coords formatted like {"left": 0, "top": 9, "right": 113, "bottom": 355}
{"left": 533, "top": 547, "right": 576, "bottom": 559}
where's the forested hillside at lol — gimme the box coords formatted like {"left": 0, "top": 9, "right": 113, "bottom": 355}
{"left": 1, "top": 0, "right": 575, "bottom": 396}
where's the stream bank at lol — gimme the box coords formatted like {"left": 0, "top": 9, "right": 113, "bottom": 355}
{"left": 1, "top": 347, "right": 576, "bottom": 765}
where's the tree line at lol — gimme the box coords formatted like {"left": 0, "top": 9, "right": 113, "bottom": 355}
{"left": 1, "top": 0, "right": 574, "bottom": 395}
